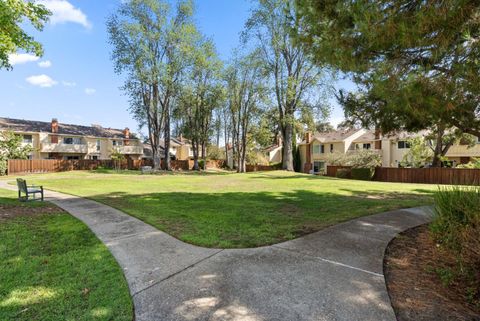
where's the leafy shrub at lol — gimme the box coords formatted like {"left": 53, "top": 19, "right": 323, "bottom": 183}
{"left": 0, "top": 157, "right": 6, "bottom": 176}
{"left": 326, "top": 150, "right": 381, "bottom": 168}
{"left": 336, "top": 168, "right": 351, "bottom": 179}
{"left": 457, "top": 158, "right": 480, "bottom": 169}
{"left": 198, "top": 159, "right": 205, "bottom": 169}
{"left": 431, "top": 185, "right": 480, "bottom": 304}
{"left": 351, "top": 168, "right": 375, "bottom": 180}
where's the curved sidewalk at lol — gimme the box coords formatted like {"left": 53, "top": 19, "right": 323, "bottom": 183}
{"left": 0, "top": 181, "right": 433, "bottom": 321}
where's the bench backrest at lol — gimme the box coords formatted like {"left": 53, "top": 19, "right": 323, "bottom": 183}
{"left": 16, "top": 178, "right": 27, "bottom": 193}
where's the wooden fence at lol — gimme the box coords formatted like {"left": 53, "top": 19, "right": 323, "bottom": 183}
{"left": 6, "top": 158, "right": 228, "bottom": 175}
{"left": 245, "top": 164, "right": 282, "bottom": 172}
{"left": 326, "top": 165, "right": 480, "bottom": 185}
{"left": 326, "top": 166, "right": 352, "bottom": 178}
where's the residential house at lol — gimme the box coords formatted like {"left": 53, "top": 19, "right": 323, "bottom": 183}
{"left": 263, "top": 137, "right": 283, "bottom": 163}
{"left": 298, "top": 128, "right": 480, "bottom": 174}
{"left": 142, "top": 135, "right": 195, "bottom": 161}
{"left": 0, "top": 117, "right": 143, "bottom": 160}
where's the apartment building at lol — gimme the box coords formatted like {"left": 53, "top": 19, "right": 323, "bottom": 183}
{"left": 0, "top": 117, "right": 143, "bottom": 160}
{"left": 299, "top": 128, "right": 480, "bottom": 174}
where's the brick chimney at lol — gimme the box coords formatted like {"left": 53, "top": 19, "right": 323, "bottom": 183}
{"left": 50, "top": 118, "right": 59, "bottom": 144}
{"left": 374, "top": 128, "right": 382, "bottom": 150}
{"left": 123, "top": 127, "right": 130, "bottom": 139}
{"left": 305, "top": 132, "right": 312, "bottom": 144}
{"left": 51, "top": 118, "right": 59, "bottom": 133}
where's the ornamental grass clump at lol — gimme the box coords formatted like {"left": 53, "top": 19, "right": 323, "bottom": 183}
{"left": 431, "top": 185, "right": 480, "bottom": 304}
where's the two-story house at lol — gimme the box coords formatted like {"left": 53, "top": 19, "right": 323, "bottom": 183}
{"left": 299, "top": 129, "right": 480, "bottom": 174}
{"left": 0, "top": 117, "right": 143, "bottom": 160}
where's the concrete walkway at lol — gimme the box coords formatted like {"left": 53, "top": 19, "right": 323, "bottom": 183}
{"left": 0, "top": 181, "right": 433, "bottom": 321}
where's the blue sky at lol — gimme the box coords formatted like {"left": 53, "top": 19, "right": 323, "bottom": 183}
{"left": 0, "top": 0, "right": 348, "bottom": 135}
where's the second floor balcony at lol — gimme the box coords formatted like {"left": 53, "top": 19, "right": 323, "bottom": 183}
{"left": 41, "top": 142, "right": 88, "bottom": 154}
{"left": 115, "top": 145, "right": 143, "bottom": 155}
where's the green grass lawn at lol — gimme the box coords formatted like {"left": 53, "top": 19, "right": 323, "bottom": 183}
{"left": 7, "top": 170, "right": 437, "bottom": 248}
{"left": 0, "top": 189, "right": 133, "bottom": 321}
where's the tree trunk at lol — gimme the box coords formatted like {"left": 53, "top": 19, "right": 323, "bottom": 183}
{"left": 164, "top": 105, "right": 171, "bottom": 171}
{"left": 282, "top": 122, "right": 294, "bottom": 171}
{"left": 153, "top": 147, "right": 162, "bottom": 170}
{"left": 202, "top": 143, "right": 207, "bottom": 171}
{"left": 431, "top": 127, "right": 445, "bottom": 168}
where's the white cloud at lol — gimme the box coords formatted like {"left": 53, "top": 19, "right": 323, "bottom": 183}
{"left": 38, "top": 60, "right": 52, "bottom": 68}
{"left": 38, "top": 0, "right": 92, "bottom": 29}
{"left": 26, "top": 74, "right": 58, "bottom": 88}
{"left": 8, "top": 53, "right": 39, "bottom": 65}
{"left": 62, "top": 80, "right": 76, "bottom": 87}
{"left": 84, "top": 88, "right": 96, "bottom": 95}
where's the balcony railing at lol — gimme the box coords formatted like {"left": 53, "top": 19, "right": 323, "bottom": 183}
{"left": 117, "top": 145, "right": 143, "bottom": 154}
{"left": 41, "top": 143, "right": 88, "bottom": 154}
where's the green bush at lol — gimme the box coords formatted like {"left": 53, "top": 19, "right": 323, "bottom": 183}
{"left": 431, "top": 185, "right": 480, "bottom": 251}
{"left": 198, "top": 159, "right": 205, "bottom": 169}
{"left": 0, "top": 158, "right": 6, "bottom": 176}
{"left": 336, "top": 168, "right": 351, "bottom": 179}
{"left": 430, "top": 185, "right": 480, "bottom": 304}
{"left": 351, "top": 167, "right": 374, "bottom": 180}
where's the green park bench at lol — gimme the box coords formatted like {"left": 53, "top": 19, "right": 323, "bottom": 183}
{"left": 16, "top": 178, "right": 44, "bottom": 202}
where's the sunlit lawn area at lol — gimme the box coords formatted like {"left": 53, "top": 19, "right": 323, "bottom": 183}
{"left": 0, "top": 189, "right": 132, "bottom": 321}
{"left": 7, "top": 170, "right": 437, "bottom": 248}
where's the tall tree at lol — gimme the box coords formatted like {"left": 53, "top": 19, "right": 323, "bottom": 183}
{"left": 179, "top": 36, "right": 223, "bottom": 170}
{"left": 245, "top": 0, "right": 330, "bottom": 171}
{"left": 107, "top": 0, "right": 195, "bottom": 170}
{"left": 0, "top": 0, "right": 51, "bottom": 70}
{"left": 294, "top": 0, "right": 480, "bottom": 137}
{"left": 225, "top": 51, "right": 266, "bottom": 173}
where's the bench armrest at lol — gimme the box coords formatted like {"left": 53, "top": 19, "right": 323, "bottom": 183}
{"left": 28, "top": 185, "right": 43, "bottom": 190}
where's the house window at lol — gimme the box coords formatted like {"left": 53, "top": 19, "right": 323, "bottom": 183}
{"left": 313, "top": 144, "right": 325, "bottom": 154}
{"left": 330, "top": 144, "right": 334, "bottom": 153}
{"left": 96, "top": 140, "right": 101, "bottom": 151}
{"left": 91, "top": 155, "right": 98, "bottom": 160}
{"left": 63, "top": 137, "right": 82, "bottom": 144}
{"left": 363, "top": 143, "right": 371, "bottom": 150}
{"left": 313, "top": 161, "right": 325, "bottom": 173}
{"left": 112, "top": 140, "right": 123, "bottom": 146}
{"left": 23, "top": 135, "right": 33, "bottom": 143}
{"left": 397, "top": 141, "right": 411, "bottom": 149}
{"left": 65, "top": 156, "right": 80, "bottom": 160}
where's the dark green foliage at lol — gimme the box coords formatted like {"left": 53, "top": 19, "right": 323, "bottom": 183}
{"left": 294, "top": 0, "right": 480, "bottom": 137}
{"left": 293, "top": 145, "right": 301, "bottom": 172}
{"left": 351, "top": 168, "right": 374, "bottom": 181}
{"left": 335, "top": 168, "right": 351, "bottom": 179}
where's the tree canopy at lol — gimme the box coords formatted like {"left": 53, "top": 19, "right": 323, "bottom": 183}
{"left": 294, "top": 0, "right": 480, "bottom": 137}
{"left": 0, "top": 0, "right": 51, "bottom": 70}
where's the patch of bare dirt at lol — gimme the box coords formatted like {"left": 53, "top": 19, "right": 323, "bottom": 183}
{"left": 384, "top": 225, "right": 480, "bottom": 321}
{"left": 0, "top": 203, "right": 65, "bottom": 221}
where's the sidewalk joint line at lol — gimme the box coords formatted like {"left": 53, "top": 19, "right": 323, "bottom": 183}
{"left": 273, "top": 245, "right": 383, "bottom": 278}
{"left": 132, "top": 249, "right": 225, "bottom": 297}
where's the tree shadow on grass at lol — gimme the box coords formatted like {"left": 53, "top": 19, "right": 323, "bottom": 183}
{"left": 91, "top": 188, "right": 434, "bottom": 248}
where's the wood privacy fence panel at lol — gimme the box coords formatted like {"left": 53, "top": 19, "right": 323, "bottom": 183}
{"left": 326, "top": 165, "right": 480, "bottom": 185}
{"left": 6, "top": 159, "right": 227, "bottom": 175}
{"left": 245, "top": 164, "right": 281, "bottom": 172}
{"left": 7, "top": 159, "right": 155, "bottom": 175}
{"left": 374, "top": 167, "right": 480, "bottom": 185}
{"left": 326, "top": 166, "right": 352, "bottom": 177}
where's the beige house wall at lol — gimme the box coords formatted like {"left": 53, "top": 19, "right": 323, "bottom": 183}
{"left": 268, "top": 146, "right": 282, "bottom": 163}
{"left": 5, "top": 130, "right": 142, "bottom": 160}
